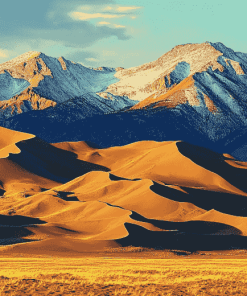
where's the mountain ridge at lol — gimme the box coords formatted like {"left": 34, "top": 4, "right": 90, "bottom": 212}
{"left": 2, "top": 41, "right": 247, "bottom": 160}
{"left": 0, "top": 51, "right": 136, "bottom": 120}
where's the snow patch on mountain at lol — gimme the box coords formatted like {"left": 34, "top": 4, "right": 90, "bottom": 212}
{"left": 104, "top": 42, "right": 224, "bottom": 101}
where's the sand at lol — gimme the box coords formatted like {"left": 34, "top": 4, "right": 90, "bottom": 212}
{"left": 0, "top": 127, "right": 247, "bottom": 255}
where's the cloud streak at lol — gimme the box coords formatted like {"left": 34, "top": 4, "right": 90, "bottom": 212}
{"left": 114, "top": 24, "right": 126, "bottom": 28}
{"left": 116, "top": 6, "right": 142, "bottom": 12}
{"left": 98, "top": 21, "right": 111, "bottom": 25}
{"left": 70, "top": 11, "right": 125, "bottom": 20}
{"left": 102, "top": 5, "right": 142, "bottom": 12}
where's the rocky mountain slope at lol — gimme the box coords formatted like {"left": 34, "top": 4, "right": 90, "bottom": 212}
{"left": 0, "top": 51, "right": 135, "bottom": 119}
{"left": 1, "top": 42, "right": 247, "bottom": 160}
{"left": 128, "top": 42, "right": 247, "bottom": 136}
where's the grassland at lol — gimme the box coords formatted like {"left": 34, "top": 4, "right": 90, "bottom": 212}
{"left": 0, "top": 253, "right": 247, "bottom": 295}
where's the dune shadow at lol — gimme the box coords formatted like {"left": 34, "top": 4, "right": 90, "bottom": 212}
{"left": 130, "top": 211, "right": 242, "bottom": 235}
{"left": 150, "top": 181, "right": 247, "bottom": 217}
{"left": 0, "top": 215, "right": 45, "bottom": 246}
{"left": 83, "top": 141, "right": 102, "bottom": 149}
{"left": 109, "top": 174, "right": 141, "bottom": 182}
{"left": 40, "top": 188, "right": 49, "bottom": 192}
{"left": 0, "top": 180, "right": 5, "bottom": 196}
{"left": 9, "top": 137, "right": 110, "bottom": 183}
{"left": 0, "top": 226, "right": 34, "bottom": 245}
{"left": 116, "top": 223, "right": 247, "bottom": 252}
{"left": 109, "top": 174, "right": 131, "bottom": 181}
{"left": 56, "top": 226, "right": 79, "bottom": 233}
{"left": 99, "top": 201, "right": 125, "bottom": 210}
{"left": 56, "top": 191, "right": 79, "bottom": 201}
{"left": 0, "top": 238, "right": 38, "bottom": 246}
{"left": 170, "top": 250, "right": 193, "bottom": 256}
{"left": 0, "top": 215, "right": 46, "bottom": 226}
{"left": 176, "top": 141, "right": 247, "bottom": 193}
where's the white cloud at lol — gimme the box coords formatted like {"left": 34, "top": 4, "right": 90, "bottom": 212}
{"left": 70, "top": 12, "right": 125, "bottom": 20}
{"left": 114, "top": 24, "right": 126, "bottom": 28}
{"left": 131, "top": 16, "right": 137, "bottom": 19}
{"left": 0, "top": 49, "right": 8, "bottom": 58}
{"left": 98, "top": 21, "right": 111, "bottom": 25}
{"left": 86, "top": 57, "right": 98, "bottom": 62}
{"left": 116, "top": 6, "right": 142, "bottom": 12}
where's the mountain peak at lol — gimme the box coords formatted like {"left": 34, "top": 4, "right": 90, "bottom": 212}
{"left": 0, "top": 51, "right": 41, "bottom": 73}
{"left": 0, "top": 49, "right": 135, "bottom": 121}
{"left": 104, "top": 42, "right": 226, "bottom": 102}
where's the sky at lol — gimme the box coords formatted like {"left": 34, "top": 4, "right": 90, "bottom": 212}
{"left": 0, "top": 0, "right": 247, "bottom": 68}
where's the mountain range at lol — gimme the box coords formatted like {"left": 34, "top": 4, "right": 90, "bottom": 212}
{"left": 1, "top": 42, "right": 247, "bottom": 160}
{"left": 0, "top": 51, "right": 135, "bottom": 119}
{"left": 1, "top": 42, "right": 247, "bottom": 254}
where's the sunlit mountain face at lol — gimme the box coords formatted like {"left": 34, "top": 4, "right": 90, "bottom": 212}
{"left": 0, "top": 51, "right": 136, "bottom": 119}
{"left": 1, "top": 42, "right": 247, "bottom": 254}
{"left": 1, "top": 42, "right": 247, "bottom": 160}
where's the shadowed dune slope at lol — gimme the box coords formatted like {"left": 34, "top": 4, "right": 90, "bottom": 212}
{"left": 40, "top": 171, "right": 206, "bottom": 221}
{"left": 0, "top": 127, "right": 109, "bottom": 197}
{"left": 1, "top": 134, "right": 247, "bottom": 254}
{"left": 53, "top": 140, "right": 247, "bottom": 196}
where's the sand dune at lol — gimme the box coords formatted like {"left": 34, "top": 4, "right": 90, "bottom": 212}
{"left": 190, "top": 209, "right": 247, "bottom": 236}
{"left": 54, "top": 140, "right": 247, "bottom": 196}
{"left": 0, "top": 128, "right": 109, "bottom": 198}
{"left": 1, "top": 128, "right": 247, "bottom": 254}
{"left": 0, "top": 126, "right": 34, "bottom": 149}
{"left": 44, "top": 171, "right": 205, "bottom": 221}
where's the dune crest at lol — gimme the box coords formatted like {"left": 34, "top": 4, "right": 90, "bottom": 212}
{"left": 0, "top": 126, "right": 35, "bottom": 159}
{"left": 0, "top": 126, "right": 35, "bottom": 149}
{"left": 0, "top": 130, "right": 247, "bottom": 254}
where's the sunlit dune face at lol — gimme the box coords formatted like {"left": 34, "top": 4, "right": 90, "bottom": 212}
{"left": 1, "top": 129, "right": 247, "bottom": 255}
{"left": 61, "top": 140, "right": 247, "bottom": 196}
{"left": 0, "top": 126, "right": 34, "bottom": 149}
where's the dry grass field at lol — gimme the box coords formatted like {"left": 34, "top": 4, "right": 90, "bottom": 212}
{"left": 0, "top": 253, "right": 247, "bottom": 295}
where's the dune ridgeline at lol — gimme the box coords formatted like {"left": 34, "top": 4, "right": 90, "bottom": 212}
{"left": 0, "top": 126, "right": 247, "bottom": 255}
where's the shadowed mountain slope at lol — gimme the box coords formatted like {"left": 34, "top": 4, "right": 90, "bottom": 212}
{"left": 0, "top": 51, "right": 135, "bottom": 120}
{"left": 3, "top": 42, "right": 247, "bottom": 159}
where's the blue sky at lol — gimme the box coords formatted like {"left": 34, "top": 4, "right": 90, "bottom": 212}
{"left": 0, "top": 0, "right": 246, "bottom": 68}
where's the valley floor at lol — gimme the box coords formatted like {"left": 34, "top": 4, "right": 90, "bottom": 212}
{"left": 0, "top": 251, "right": 247, "bottom": 295}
